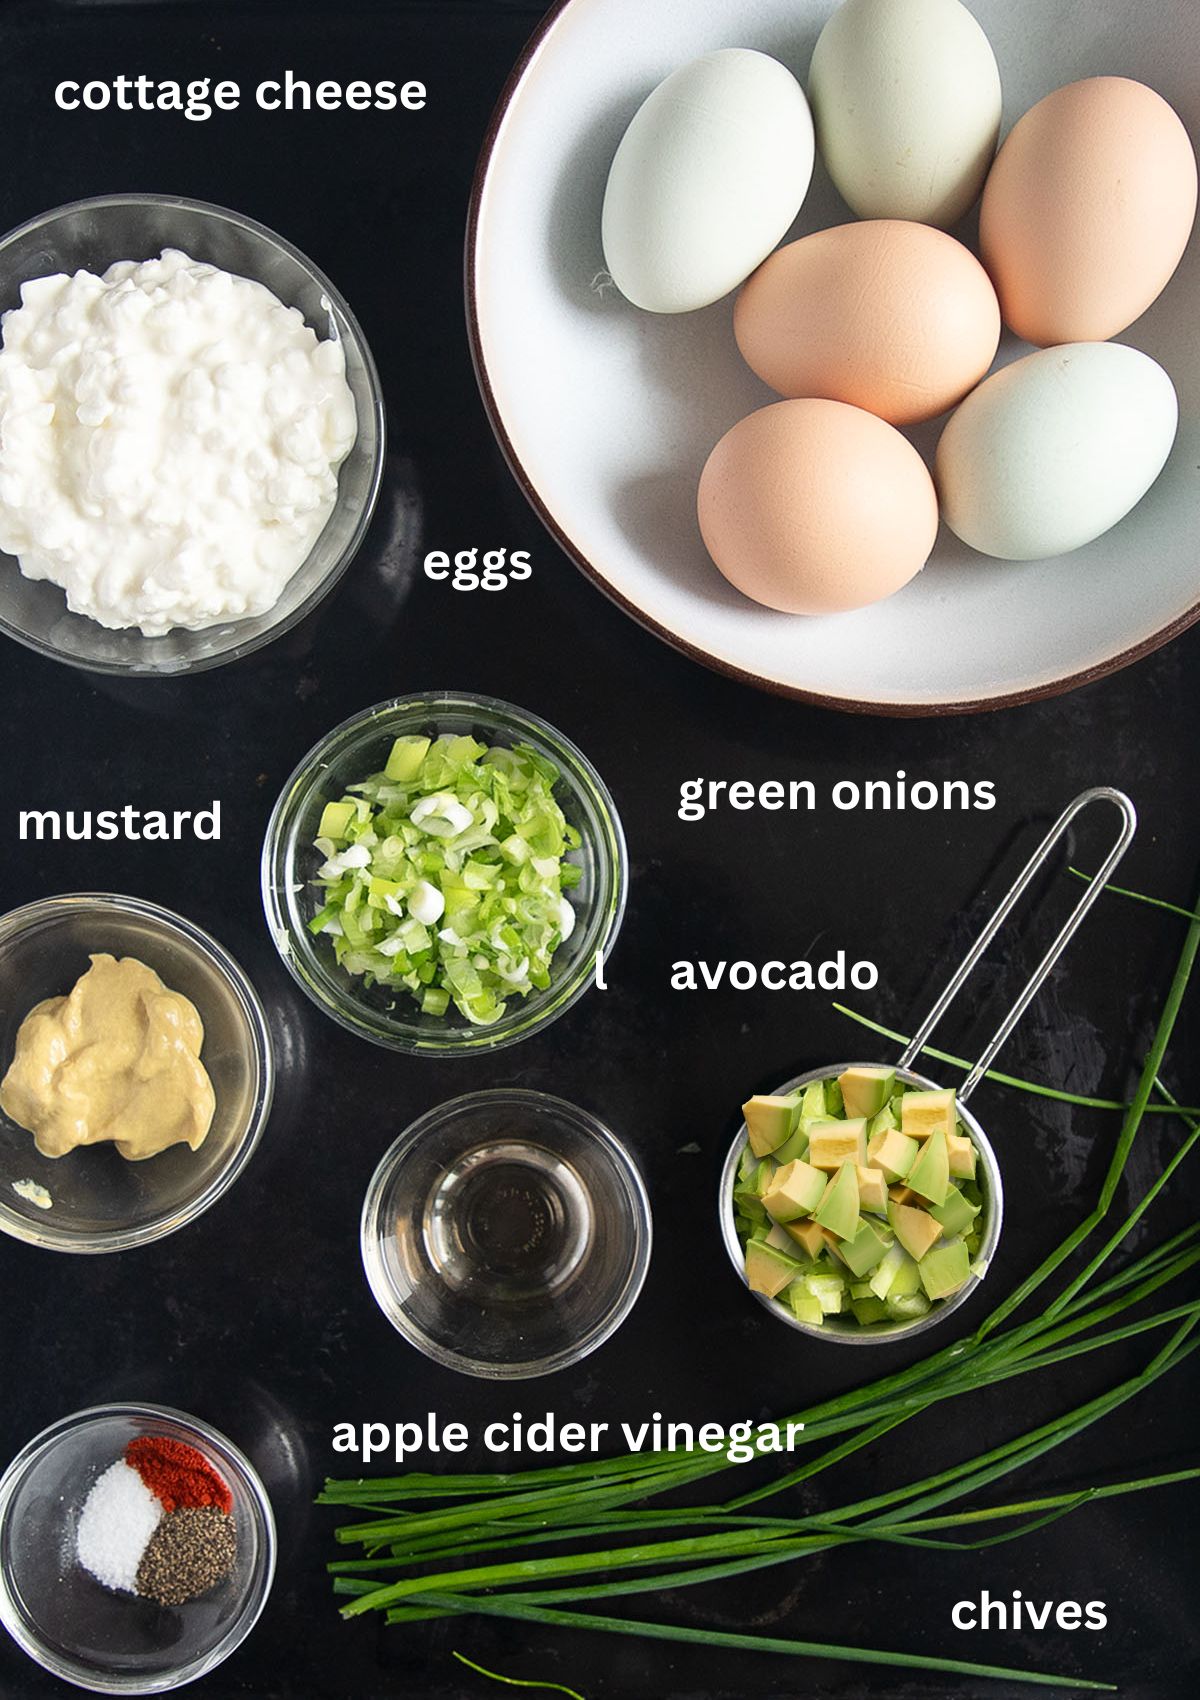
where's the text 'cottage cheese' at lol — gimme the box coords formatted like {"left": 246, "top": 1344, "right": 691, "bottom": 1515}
{"left": 0, "top": 248, "right": 358, "bottom": 635}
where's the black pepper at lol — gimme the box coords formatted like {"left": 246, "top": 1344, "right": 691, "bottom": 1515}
{"left": 134, "top": 1505, "right": 237, "bottom": 1606}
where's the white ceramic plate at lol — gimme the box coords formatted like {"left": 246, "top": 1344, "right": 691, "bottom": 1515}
{"left": 467, "top": 0, "right": 1200, "bottom": 715}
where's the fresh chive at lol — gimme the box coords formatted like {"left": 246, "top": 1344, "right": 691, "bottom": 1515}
{"left": 979, "top": 876, "right": 1200, "bottom": 1338}
{"left": 1068, "top": 865, "right": 1200, "bottom": 922}
{"left": 414, "top": 1597, "right": 1117, "bottom": 1692}
{"left": 901, "top": 1468, "right": 1200, "bottom": 1532}
{"left": 451, "top": 1650, "right": 586, "bottom": 1700}
{"left": 832, "top": 1003, "right": 1198, "bottom": 1114}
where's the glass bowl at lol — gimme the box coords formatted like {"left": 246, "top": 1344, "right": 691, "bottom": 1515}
{"left": 0, "top": 193, "right": 385, "bottom": 675}
{"left": 0, "top": 894, "right": 274, "bottom": 1252}
{"left": 361, "top": 1089, "right": 652, "bottom": 1378}
{"left": 262, "top": 692, "right": 628, "bottom": 1054}
{"left": 718, "top": 1062, "right": 1004, "bottom": 1345}
{"left": 0, "top": 1403, "right": 275, "bottom": 1693}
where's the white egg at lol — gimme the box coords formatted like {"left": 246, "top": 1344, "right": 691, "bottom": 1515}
{"left": 601, "top": 49, "right": 814, "bottom": 314}
{"left": 935, "top": 343, "right": 1179, "bottom": 561}
{"left": 808, "top": 0, "right": 1001, "bottom": 228}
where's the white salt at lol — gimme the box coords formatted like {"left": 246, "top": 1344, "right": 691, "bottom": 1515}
{"left": 76, "top": 1459, "right": 162, "bottom": 1592}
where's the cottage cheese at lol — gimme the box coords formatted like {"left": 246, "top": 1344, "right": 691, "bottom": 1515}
{"left": 0, "top": 248, "right": 357, "bottom": 635}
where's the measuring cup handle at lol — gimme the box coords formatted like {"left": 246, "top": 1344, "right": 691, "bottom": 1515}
{"left": 897, "top": 787, "right": 1137, "bottom": 1101}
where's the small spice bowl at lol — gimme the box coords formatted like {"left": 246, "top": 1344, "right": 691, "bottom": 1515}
{"left": 361, "top": 1089, "right": 652, "bottom": 1377}
{"left": 0, "top": 894, "right": 274, "bottom": 1253}
{"left": 718, "top": 1062, "right": 1004, "bottom": 1346}
{"left": 262, "top": 692, "right": 628, "bottom": 1055}
{"left": 0, "top": 1403, "right": 276, "bottom": 1693}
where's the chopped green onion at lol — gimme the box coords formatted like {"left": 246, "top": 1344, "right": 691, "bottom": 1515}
{"left": 310, "top": 735, "right": 580, "bottom": 1024}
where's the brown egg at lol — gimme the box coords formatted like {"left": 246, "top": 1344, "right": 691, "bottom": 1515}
{"left": 734, "top": 221, "right": 1001, "bottom": 425}
{"left": 980, "top": 76, "right": 1198, "bottom": 345}
{"left": 697, "top": 399, "right": 939, "bottom": 615}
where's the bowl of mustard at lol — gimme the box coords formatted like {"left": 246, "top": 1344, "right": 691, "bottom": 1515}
{"left": 0, "top": 894, "right": 274, "bottom": 1252}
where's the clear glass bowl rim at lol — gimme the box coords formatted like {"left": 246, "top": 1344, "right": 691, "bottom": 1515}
{"left": 0, "top": 1400, "right": 277, "bottom": 1694}
{"left": 0, "top": 191, "right": 386, "bottom": 676}
{"left": 261, "top": 691, "right": 629, "bottom": 1055}
{"left": 0, "top": 892, "right": 275, "bottom": 1253}
{"left": 718, "top": 1061, "right": 1005, "bottom": 1347}
{"left": 360, "top": 1087, "right": 653, "bottom": 1378}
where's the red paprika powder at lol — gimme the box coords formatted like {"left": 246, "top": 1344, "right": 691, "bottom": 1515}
{"left": 124, "top": 1435, "right": 233, "bottom": 1516}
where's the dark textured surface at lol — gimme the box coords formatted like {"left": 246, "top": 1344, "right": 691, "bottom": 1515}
{"left": 0, "top": 3, "right": 1197, "bottom": 1697}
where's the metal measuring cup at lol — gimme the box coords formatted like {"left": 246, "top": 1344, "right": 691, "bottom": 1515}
{"left": 718, "top": 787, "right": 1138, "bottom": 1345}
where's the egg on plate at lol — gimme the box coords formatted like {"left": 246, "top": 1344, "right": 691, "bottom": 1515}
{"left": 698, "top": 399, "right": 939, "bottom": 614}
{"left": 734, "top": 220, "right": 1001, "bottom": 425}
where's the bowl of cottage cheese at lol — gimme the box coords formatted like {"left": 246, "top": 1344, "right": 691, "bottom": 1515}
{"left": 0, "top": 194, "right": 385, "bottom": 673}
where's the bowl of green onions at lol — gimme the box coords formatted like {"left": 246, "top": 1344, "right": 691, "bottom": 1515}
{"left": 261, "top": 692, "right": 627, "bottom": 1053}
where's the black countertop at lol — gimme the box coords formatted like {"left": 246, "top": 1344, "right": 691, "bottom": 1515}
{"left": 0, "top": 3, "right": 1197, "bottom": 1697}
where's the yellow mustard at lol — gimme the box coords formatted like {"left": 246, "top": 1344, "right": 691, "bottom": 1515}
{"left": 0, "top": 954, "right": 215, "bottom": 1160}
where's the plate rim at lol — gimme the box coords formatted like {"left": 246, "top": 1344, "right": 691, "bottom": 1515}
{"left": 463, "top": 0, "right": 1200, "bottom": 718}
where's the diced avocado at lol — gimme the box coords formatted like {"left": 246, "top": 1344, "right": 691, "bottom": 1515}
{"left": 732, "top": 1191, "right": 767, "bottom": 1226}
{"left": 736, "top": 1155, "right": 770, "bottom": 1192}
{"left": 803, "top": 1271, "right": 847, "bottom": 1315}
{"left": 840, "top": 1216, "right": 894, "bottom": 1278}
{"left": 783, "top": 1217, "right": 826, "bottom": 1259}
{"left": 773, "top": 1119, "right": 811, "bottom": 1165}
{"left": 868, "top": 1102, "right": 898, "bottom": 1140}
{"left": 901, "top": 1088, "right": 957, "bottom": 1141}
{"left": 317, "top": 799, "right": 357, "bottom": 841}
{"left": 851, "top": 1295, "right": 889, "bottom": 1325}
{"left": 765, "top": 1221, "right": 802, "bottom": 1255}
{"left": 838, "top": 1066, "right": 896, "bottom": 1120}
{"left": 746, "top": 1240, "right": 804, "bottom": 1297}
{"left": 763, "top": 1158, "right": 827, "bottom": 1222}
{"left": 929, "top": 1185, "right": 981, "bottom": 1238}
{"left": 907, "top": 1129, "right": 951, "bottom": 1207}
{"left": 887, "top": 1250, "right": 923, "bottom": 1297}
{"left": 824, "top": 1079, "right": 845, "bottom": 1117}
{"left": 872, "top": 1128, "right": 919, "bottom": 1183}
{"left": 887, "top": 1200, "right": 943, "bottom": 1261}
{"left": 856, "top": 1165, "right": 890, "bottom": 1216}
{"left": 732, "top": 1159, "right": 771, "bottom": 1223}
{"left": 867, "top": 1242, "right": 904, "bottom": 1300}
{"left": 886, "top": 1290, "right": 932, "bottom": 1322}
{"left": 743, "top": 1094, "right": 800, "bottom": 1157}
{"left": 785, "top": 1282, "right": 825, "bottom": 1326}
{"left": 889, "top": 1183, "right": 918, "bottom": 1207}
{"left": 814, "top": 1162, "right": 860, "bottom": 1240}
{"left": 738, "top": 1144, "right": 762, "bottom": 1184}
{"left": 919, "top": 1238, "right": 972, "bottom": 1301}
{"left": 385, "top": 734, "right": 432, "bottom": 782}
{"left": 800, "top": 1080, "right": 827, "bottom": 1121}
{"left": 821, "top": 1228, "right": 849, "bottom": 1265}
{"left": 947, "top": 1131, "right": 978, "bottom": 1180}
{"left": 807, "top": 1119, "right": 868, "bottom": 1171}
